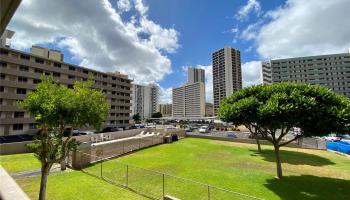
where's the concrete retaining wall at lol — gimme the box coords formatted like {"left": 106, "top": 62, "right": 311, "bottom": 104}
{"left": 187, "top": 134, "right": 327, "bottom": 150}
{"left": 0, "top": 141, "right": 33, "bottom": 155}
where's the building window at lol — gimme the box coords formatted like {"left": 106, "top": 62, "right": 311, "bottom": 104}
{"left": 33, "top": 79, "right": 41, "bottom": 84}
{"left": 13, "top": 124, "right": 23, "bottom": 130}
{"left": 20, "top": 54, "right": 30, "bottom": 60}
{"left": 14, "top": 112, "right": 25, "bottom": 118}
{"left": 83, "top": 70, "right": 88, "bottom": 74}
{"left": 0, "top": 73, "right": 5, "bottom": 80}
{"left": 0, "top": 86, "right": 4, "bottom": 92}
{"left": 18, "top": 76, "right": 28, "bottom": 82}
{"left": 19, "top": 65, "right": 29, "bottom": 71}
{"left": 35, "top": 58, "right": 44, "bottom": 64}
{"left": 34, "top": 69, "right": 43, "bottom": 74}
{"left": 69, "top": 66, "right": 75, "bottom": 71}
{"left": 53, "top": 62, "right": 61, "bottom": 68}
{"left": 53, "top": 72, "right": 60, "bottom": 77}
{"left": 0, "top": 49, "right": 9, "bottom": 55}
{"left": 17, "top": 88, "right": 27, "bottom": 95}
{"left": 0, "top": 62, "right": 6, "bottom": 68}
{"left": 68, "top": 75, "right": 75, "bottom": 79}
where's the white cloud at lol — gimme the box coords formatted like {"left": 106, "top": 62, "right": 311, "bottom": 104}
{"left": 117, "top": 0, "right": 132, "bottom": 13}
{"left": 242, "top": 61, "right": 262, "bottom": 87}
{"left": 236, "top": 0, "right": 261, "bottom": 20}
{"left": 8, "top": 0, "right": 179, "bottom": 84}
{"left": 243, "top": 0, "right": 350, "bottom": 59}
{"left": 159, "top": 87, "right": 172, "bottom": 104}
{"left": 181, "top": 65, "right": 213, "bottom": 103}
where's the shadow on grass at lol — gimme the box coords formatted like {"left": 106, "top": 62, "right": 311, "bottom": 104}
{"left": 265, "top": 175, "right": 350, "bottom": 200}
{"left": 250, "top": 149, "right": 335, "bottom": 166}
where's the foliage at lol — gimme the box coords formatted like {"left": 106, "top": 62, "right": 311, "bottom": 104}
{"left": 151, "top": 112, "right": 162, "bottom": 118}
{"left": 218, "top": 82, "right": 350, "bottom": 178}
{"left": 132, "top": 113, "right": 141, "bottom": 123}
{"left": 17, "top": 75, "right": 109, "bottom": 200}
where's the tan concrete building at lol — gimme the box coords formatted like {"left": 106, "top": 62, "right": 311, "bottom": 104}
{"left": 205, "top": 102, "right": 214, "bottom": 117}
{"left": 212, "top": 47, "right": 242, "bottom": 115}
{"left": 158, "top": 104, "right": 172, "bottom": 117}
{"left": 0, "top": 46, "right": 132, "bottom": 135}
{"left": 188, "top": 67, "right": 205, "bottom": 83}
{"left": 172, "top": 82, "right": 205, "bottom": 118}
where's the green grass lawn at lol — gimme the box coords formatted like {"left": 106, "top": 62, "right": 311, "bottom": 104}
{"left": 0, "top": 153, "right": 147, "bottom": 200}
{"left": 1, "top": 138, "right": 350, "bottom": 200}
{"left": 0, "top": 153, "right": 41, "bottom": 173}
{"left": 15, "top": 171, "right": 147, "bottom": 200}
{"left": 86, "top": 138, "right": 350, "bottom": 200}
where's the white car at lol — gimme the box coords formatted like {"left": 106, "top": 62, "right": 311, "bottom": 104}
{"left": 324, "top": 134, "right": 341, "bottom": 141}
{"left": 199, "top": 126, "right": 210, "bottom": 133}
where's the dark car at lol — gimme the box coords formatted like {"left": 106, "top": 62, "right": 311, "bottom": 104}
{"left": 101, "top": 127, "right": 119, "bottom": 133}
{"left": 63, "top": 128, "right": 80, "bottom": 136}
{"left": 129, "top": 125, "right": 138, "bottom": 129}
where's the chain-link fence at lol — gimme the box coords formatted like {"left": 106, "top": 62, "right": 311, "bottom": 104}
{"left": 77, "top": 151, "right": 263, "bottom": 200}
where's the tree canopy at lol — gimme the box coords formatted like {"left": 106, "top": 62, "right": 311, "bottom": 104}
{"left": 151, "top": 112, "right": 163, "bottom": 118}
{"left": 132, "top": 113, "right": 141, "bottom": 123}
{"left": 18, "top": 76, "right": 109, "bottom": 200}
{"left": 219, "top": 82, "right": 350, "bottom": 178}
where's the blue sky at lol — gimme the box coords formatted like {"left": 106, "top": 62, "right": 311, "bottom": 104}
{"left": 8, "top": 0, "right": 350, "bottom": 103}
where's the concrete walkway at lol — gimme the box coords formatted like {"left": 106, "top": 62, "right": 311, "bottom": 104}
{"left": 10, "top": 164, "right": 72, "bottom": 178}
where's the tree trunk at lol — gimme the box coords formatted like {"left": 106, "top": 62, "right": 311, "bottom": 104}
{"left": 273, "top": 144, "right": 283, "bottom": 179}
{"left": 256, "top": 138, "right": 261, "bottom": 152}
{"left": 39, "top": 165, "right": 50, "bottom": 200}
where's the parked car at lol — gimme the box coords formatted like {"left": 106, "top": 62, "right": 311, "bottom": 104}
{"left": 63, "top": 128, "right": 80, "bottom": 136}
{"left": 129, "top": 125, "right": 138, "bottom": 129}
{"left": 199, "top": 126, "right": 210, "bottom": 133}
{"left": 79, "top": 130, "right": 95, "bottom": 135}
{"left": 227, "top": 132, "right": 237, "bottom": 138}
{"left": 101, "top": 127, "right": 119, "bottom": 133}
{"left": 324, "top": 134, "right": 341, "bottom": 141}
{"left": 184, "top": 126, "right": 193, "bottom": 132}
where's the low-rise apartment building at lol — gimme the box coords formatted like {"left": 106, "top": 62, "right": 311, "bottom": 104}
{"left": 0, "top": 46, "right": 132, "bottom": 135}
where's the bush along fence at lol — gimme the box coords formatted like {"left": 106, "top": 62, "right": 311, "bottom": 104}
{"left": 77, "top": 151, "right": 263, "bottom": 200}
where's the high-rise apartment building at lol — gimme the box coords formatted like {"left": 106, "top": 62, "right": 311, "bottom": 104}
{"left": 172, "top": 67, "right": 206, "bottom": 118}
{"left": 131, "top": 83, "right": 159, "bottom": 120}
{"left": 188, "top": 67, "right": 205, "bottom": 83}
{"left": 172, "top": 82, "right": 205, "bottom": 118}
{"left": 0, "top": 46, "right": 132, "bottom": 135}
{"left": 212, "top": 47, "right": 242, "bottom": 115}
{"left": 158, "top": 104, "right": 172, "bottom": 117}
{"left": 262, "top": 52, "right": 350, "bottom": 98}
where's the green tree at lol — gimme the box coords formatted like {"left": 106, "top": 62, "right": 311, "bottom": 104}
{"left": 219, "top": 88, "right": 263, "bottom": 152}
{"left": 132, "top": 113, "right": 141, "bottom": 123}
{"left": 18, "top": 76, "right": 109, "bottom": 200}
{"left": 219, "top": 83, "right": 350, "bottom": 179}
{"left": 151, "top": 112, "right": 162, "bottom": 118}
